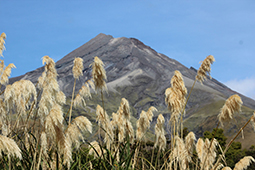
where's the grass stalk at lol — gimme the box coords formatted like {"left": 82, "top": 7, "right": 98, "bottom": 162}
{"left": 180, "top": 79, "right": 196, "bottom": 139}
{"left": 69, "top": 78, "right": 77, "bottom": 125}
{"left": 150, "top": 146, "right": 155, "bottom": 170}
{"left": 8, "top": 155, "right": 11, "bottom": 170}
{"left": 155, "top": 148, "right": 161, "bottom": 169}
{"left": 37, "top": 147, "right": 43, "bottom": 170}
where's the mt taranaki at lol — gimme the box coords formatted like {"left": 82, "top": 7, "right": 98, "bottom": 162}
{"left": 10, "top": 33, "right": 255, "bottom": 147}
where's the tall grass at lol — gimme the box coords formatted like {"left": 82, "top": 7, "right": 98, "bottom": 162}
{"left": 0, "top": 32, "right": 255, "bottom": 169}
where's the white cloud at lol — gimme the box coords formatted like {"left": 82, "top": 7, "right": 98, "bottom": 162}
{"left": 224, "top": 77, "right": 255, "bottom": 100}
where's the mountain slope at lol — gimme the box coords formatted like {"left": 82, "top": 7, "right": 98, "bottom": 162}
{"left": 10, "top": 33, "right": 255, "bottom": 144}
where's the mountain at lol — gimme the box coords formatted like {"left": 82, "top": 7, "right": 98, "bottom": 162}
{"left": 10, "top": 33, "right": 255, "bottom": 147}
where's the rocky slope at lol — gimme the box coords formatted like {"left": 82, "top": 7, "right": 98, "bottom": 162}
{"left": 10, "top": 33, "right": 255, "bottom": 145}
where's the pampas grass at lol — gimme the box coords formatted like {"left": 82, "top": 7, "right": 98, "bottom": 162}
{"left": 91, "top": 56, "right": 107, "bottom": 92}
{"left": 154, "top": 114, "right": 166, "bottom": 151}
{"left": 0, "top": 135, "right": 22, "bottom": 159}
{"left": 72, "top": 57, "right": 84, "bottom": 79}
{"left": 73, "top": 80, "right": 94, "bottom": 108}
{"left": 0, "top": 63, "right": 16, "bottom": 85}
{"left": 96, "top": 105, "right": 113, "bottom": 150}
{"left": 218, "top": 94, "right": 243, "bottom": 127}
{"left": 136, "top": 110, "right": 150, "bottom": 141}
{"left": 234, "top": 156, "right": 255, "bottom": 170}
{"left": 65, "top": 116, "right": 92, "bottom": 149}
{"left": 196, "top": 55, "right": 215, "bottom": 84}
{"left": 0, "top": 32, "right": 6, "bottom": 57}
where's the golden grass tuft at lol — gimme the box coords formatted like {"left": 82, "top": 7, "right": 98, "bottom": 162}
{"left": 38, "top": 55, "right": 63, "bottom": 120}
{"left": 196, "top": 55, "right": 215, "bottom": 84}
{"left": 65, "top": 117, "right": 92, "bottom": 149}
{"left": 0, "top": 134, "right": 22, "bottom": 160}
{"left": 218, "top": 94, "right": 243, "bottom": 127}
{"left": 91, "top": 56, "right": 107, "bottom": 92}
{"left": 165, "top": 70, "right": 187, "bottom": 124}
{"left": 185, "top": 131, "right": 196, "bottom": 159}
{"left": 119, "top": 98, "right": 131, "bottom": 120}
{"left": 196, "top": 138, "right": 204, "bottom": 164}
{"left": 73, "top": 80, "right": 94, "bottom": 108}
{"left": 147, "top": 106, "right": 157, "bottom": 122}
{"left": 173, "top": 136, "right": 187, "bottom": 169}
{"left": 72, "top": 57, "right": 84, "bottom": 79}
{"left": 0, "top": 32, "right": 6, "bottom": 57}
{"left": 96, "top": 105, "right": 113, "bottom": 149}
{"left": 44, "top": 104, "right": 64, "bottom": 143}
{"left": 115, "top": 98, "right": 135, "bottom": 143}
{"left": 154, "top": 114, "right": 166, "bottom": 151}
{"left": 0, "top": 63, "right": 16, "bottom": 85}
{"left": 136, "top": 110, "right": 150, "bottom": 141}
{"left": 234, "top": 156, "right": 255, "bottom": 170}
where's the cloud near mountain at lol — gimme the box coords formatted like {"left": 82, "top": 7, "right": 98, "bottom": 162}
{"left": 225, "top": 77, "right": 255, "bottom": 100}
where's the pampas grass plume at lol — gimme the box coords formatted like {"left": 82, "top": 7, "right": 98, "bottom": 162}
{"left": 0, "top": 32, "right": 6, "bottom": 57}
{"left": 196, "top": 55, "right": 215, "bottom": 84}
{"left": 91, "top": 56, "right": 107, "bottom": 92}
{"left": 72, "top": 57, "right": 83, "bottom": 79}
{"left": 119, "top": 98, "right": 131, "bottom": 120}
{"left": 42, "top": 55, "right": 57, "bottom": 79}
{"left": 218, "top": 94, "right": 243, "bottom": 126}
{"left": 73, "top": 94, "right": 85, "bottom": 108}
{"left": 73, "top": 81, "right": 94, "bottom": 108}
{"left": 234, "top": 156, "right": 255, "bottom": 170}
{"left": 196, "top": 138, "right": 204, "bottom": 162}
{"left": 171, "top": 70, "right": 187, "bottom": 97}
{"left": 136, "top": 110, "right": 150, "bottom": 141}
{"left": 65, "top": 116, "right": 92, "bottom": 149}
{"left": 154, "top": 114, "right": 166, "bottom": 151}
{"left": 73, "top": 116, "right": 92, "bottom": 134}
{"left": 185, "top": 131, "right": 196, "bottom": 156}
{"left": 1, "top": 63, "right": 16, "bottom": 85}
{"left": 146, "top": 106, "right": 157, "bottom": 122}
{"left": 165, "top": 71, "right": 187, "bottom": 123}
{"left": 96, "top": 105, "right": 113, "bottom": 149}
{"left": 0, "top": 134, "right": 22, "bottom": 160}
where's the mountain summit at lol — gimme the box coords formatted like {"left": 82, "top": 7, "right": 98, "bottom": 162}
{"left": 12, "top": 33, "right": 255, "bottom": 146}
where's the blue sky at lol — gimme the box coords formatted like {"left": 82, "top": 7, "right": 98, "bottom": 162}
{"left": 1, "top": 1, "right": 255, "bottom": 99}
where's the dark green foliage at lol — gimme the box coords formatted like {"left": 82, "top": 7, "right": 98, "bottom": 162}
{"left": 203, "top": 128, "right": 227, "bottom": 147}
